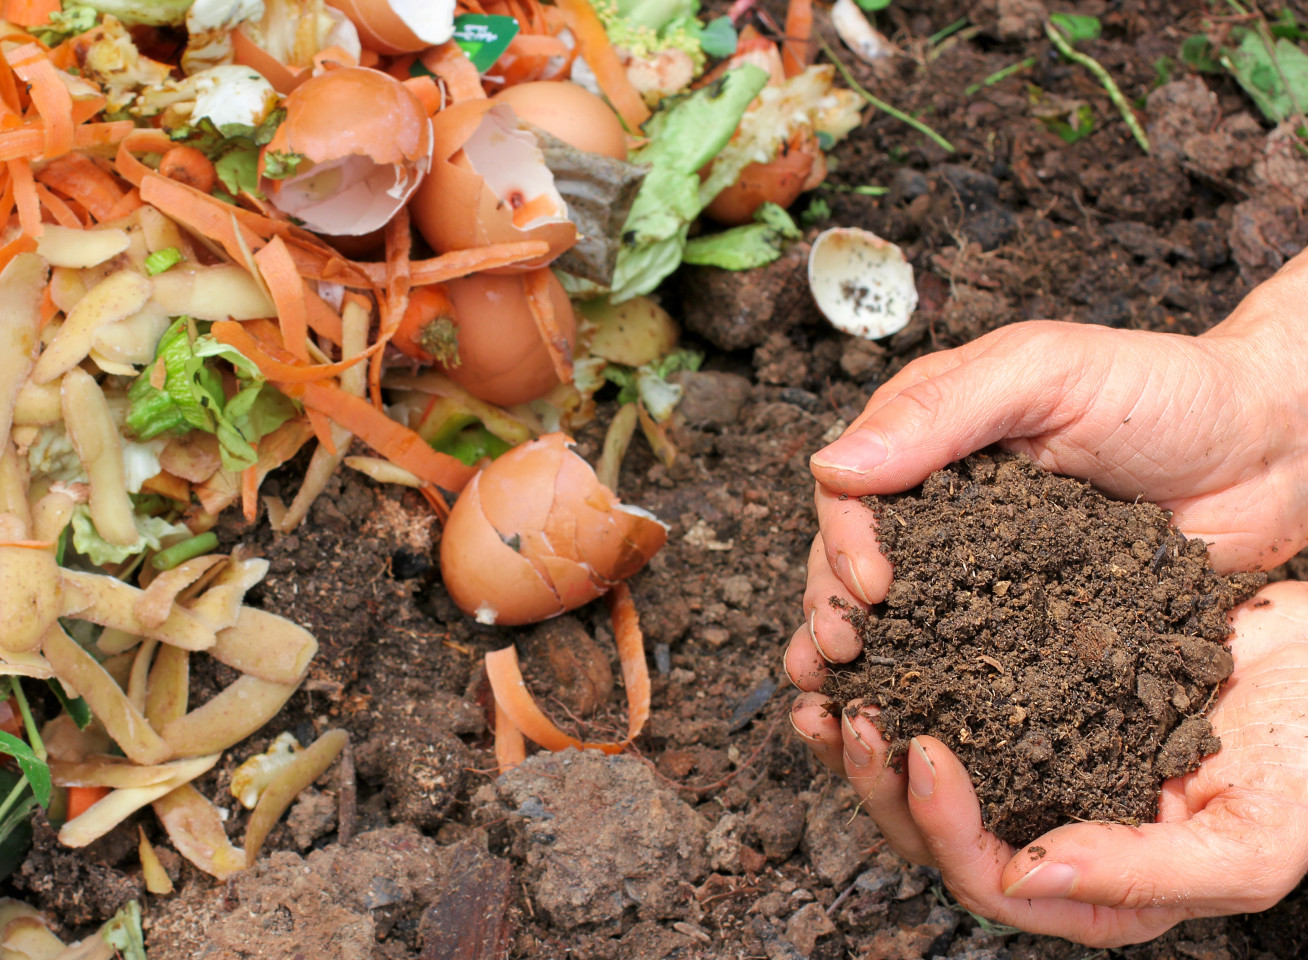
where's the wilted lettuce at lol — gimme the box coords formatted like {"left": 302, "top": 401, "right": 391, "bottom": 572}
{"left": 609, "top": 64, "right": 769, "bottom": 303}
{"left": 682, "top": 203, "right": 801, "bottom": 270}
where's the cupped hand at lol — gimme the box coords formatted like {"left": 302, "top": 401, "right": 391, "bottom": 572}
{"left": 793, "top": 582, "right": 1308, "bottom": 947}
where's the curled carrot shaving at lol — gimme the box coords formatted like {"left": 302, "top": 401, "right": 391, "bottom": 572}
{"left": 553, "top": 0, "right": 650, "bottom": 131}
{"left": 35, "top": 153, "right": 126, "bottom": 222}
{"left": 419, "top": 484, "right": 451, "bottom": 525}
{"left": 65, "top": 784, "right": 110, "bottom": 821}
{"left": 484, "top": 582, "right": 650, "bottom": 767}
{"left": 494, "top": 699, "right": 527, "bottom": 772}
{"left": 32, "top": 183, "right": 81, "bottom": 227}
{"left": 138, "top": 174, "right": 262, "bottom": 267}
{"left": 0, "top": 539, "right": 53, "bottom": 549}
{"left": 9, "top": 158, "right": 39, "bottom": 237}
{"left": 523, "top": 268, "right": 572, "bottom": 384}
{"left": 254, "top": 236, "right": 309, "bottom": 363}
{"left": 306, "top": 408, "right": 337, "bottom": 457}
{"left": 159, "top": 146, "right": 217, "bottom": 195}
{"left": 294, "top": 381, "right": 475, "bottom": 493}
{"left": 371, "top": 207, "right": 413, "bottom": 407}
{"left": 210, "top": 321, "right": 383, "bottom": 384}
{"left": 3, "top": 0, "right": 60, "bottom": 27}
{"left": 241, "top": 466, "right": 258, "bottom": 523}
{"left": 420, "top": 42, "right": 486, "bottom": 103}
{"left": 781, "top": 0, "right": 814, "bottom": 77}
{"left": 6, "top": 42, "right": 72, "bottom": 158}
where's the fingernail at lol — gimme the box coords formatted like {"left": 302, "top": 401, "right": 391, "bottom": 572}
{"left": 908, "top": 738, "right": 936, "bottom": 800}
{"left": 835, "top": 553, "right": 872, "bottom": 604}
{"left": 1003, "top": 862, "right": 1077, "bottom": 900}
{"left": 808, "top": 608, "right": 834, "bottom": 662}
{"left": 842, "top": 711, "right": 873, "bottom": 768}
{"left": 811, "top": 431, "right": 888, "bottom": 474}
{"left": 788, "top": 710, "right": 815, "bottom": 742}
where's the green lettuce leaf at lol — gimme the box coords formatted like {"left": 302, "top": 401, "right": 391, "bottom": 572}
{"left": 70, "top": 505, "right": 189, "bottom": 566}
{"left": 609, "top": 64, "right": 770, "bottom": 303}
{"left": 682, "top": 202, "right": 801, "bottom": 269}
{"left": 127, "top": 318, "right": 298, "bottom": 472}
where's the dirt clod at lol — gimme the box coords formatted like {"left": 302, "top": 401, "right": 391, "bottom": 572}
{"left": 825, "top": 452, "right": 1263, "bottom": 846}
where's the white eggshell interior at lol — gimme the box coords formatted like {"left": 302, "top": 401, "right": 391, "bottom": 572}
{"left": 808, "top": 228, "right": 918, "bottom": 340}
{"left": 270, "top": 154, "right": 421, "bottom": 236}
{"left": 393, "top": 0, "right": 457, "bottom": 44}
{"left": 464, "top": 105, "right": 568, "bottom": 229}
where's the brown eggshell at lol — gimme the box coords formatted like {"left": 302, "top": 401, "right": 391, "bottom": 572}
{"left": 440, "top": 271, "right": 576, "bottom": 407}
{"left": 704, "top": 127, "right": 822, "bottom": 226}
{"left": 440, "top": 434, "right": 668, "bottom": 625}
{"left": 260, "top": 67, "right": 433, "bottom": 235}
{"left": 411, "top": 102, "right": 576, "bottom": 271}
{"left": 439, "top": 476, "right": 561, "bottom": 625}
{"left": 491, "top": 82, "right": 628, "bottom": 160}
{"left": 326, "top": 0, "right": 453, "bottom": 56}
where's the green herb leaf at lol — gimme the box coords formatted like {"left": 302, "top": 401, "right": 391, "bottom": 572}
{"left": 435, "top": 424, "right": 513, "bottom": 466}
{"left": 47, "top": 679, "right": 93, "bottom": 730}
{"left": 262, "top": 150, "right": 306, "bottom": 180}
{"left": 1049, "top": 13, "right": 1101, "bottom": 44}
{"left": 145, "top": 247, "right": 184, "bottom": 276}
{"left": 214, "top": 148, "right": 261, "bottom": 198}
{"left": 1039, "top": 102, "right": 1096, "bottom": 143}
{"left": 0, "top": 768, "right": 34, "bottom": 881}
{"left": 0, "top": 732, "right": 50, "bottom": 808}
{"left": 699, "top": 16, "right": 738, "bottom": 57}
{"left": 855, "top": 0, "right": 891, "bottom": 10}
{"left": 1270, "top": 9, "right": 1306, "bottom": 42}
{"left": 100, "top": 901, "right": 147, "bottom": 960}
{"left": 682, "top": 202, "right": 801, "bottom": 270}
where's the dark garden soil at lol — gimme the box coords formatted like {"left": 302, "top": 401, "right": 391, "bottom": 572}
{"left": 823, "top": 452, "right": 1264, "bottom": 847}
{"left": 19, "top": 0, "right": 1308, "bottom": 958}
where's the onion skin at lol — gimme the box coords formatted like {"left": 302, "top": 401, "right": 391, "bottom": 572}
{"left": 440, "top": 271, "right": 576, "bottom": 407}
{"left": 704, "top": 127, "right": 824, "bottom": 226}
{"left": 440, "top": 434, "right": 667, "bottom": 626}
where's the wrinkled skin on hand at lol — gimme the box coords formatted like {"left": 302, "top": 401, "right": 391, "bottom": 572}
{"left": 787, "top": 249, "right": 1308, "bottom": 946}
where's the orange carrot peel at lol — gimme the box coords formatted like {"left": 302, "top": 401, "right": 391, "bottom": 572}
{"left": 485, "top": 582, "right": 650, "bottom": 771}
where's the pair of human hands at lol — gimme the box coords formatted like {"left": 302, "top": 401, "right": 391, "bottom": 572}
{"left": 788, "top": 252, "right": 1308, "bottom": 946}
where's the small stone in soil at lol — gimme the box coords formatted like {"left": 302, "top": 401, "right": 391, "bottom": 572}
{"left": 823, "top": 452, "right": 1264, "bottom": 847}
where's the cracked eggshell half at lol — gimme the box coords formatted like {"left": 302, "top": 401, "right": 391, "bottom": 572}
{"left": 258, "top": 66, "right": 433, "bottom": 236}
{"left": 410, "top": 101, "right": 576, "bottom": 272}
{"left": 327, "top": 0, "right": 455, "bottom": 55}
{"left": 440, "top": 434, "right": 668, "bottom": 625}
{"left": 808, "top": 227, "right": 917, "bottom": 340}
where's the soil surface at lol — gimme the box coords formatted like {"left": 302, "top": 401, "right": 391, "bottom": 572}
{"left": 824, "top": 452, "right": 1264, "bottom": 846}
{"left": 17, "top": 0, "right": 1308, "bottom": 958}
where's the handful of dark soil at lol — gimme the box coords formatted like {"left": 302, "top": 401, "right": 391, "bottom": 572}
{"left": 823, "top": 452, "right": 1265, "bottom": 846}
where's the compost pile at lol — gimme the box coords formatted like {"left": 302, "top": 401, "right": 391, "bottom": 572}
{"left": 823, "top": 452, "right": 1265, "bottom": 846}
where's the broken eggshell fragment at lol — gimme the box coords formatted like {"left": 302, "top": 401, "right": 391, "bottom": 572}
{"left": 410, "top": 101, "right": 577, "bottom": 272}
{"left": 258, "top": 66, "right": 433, "bottom": 236}
{"left": 440, "top": 434, "right": 668, "bottom": 626}
{"left": 831, "top": 0, "right": 897, "bottom": 64}
{"left": 808, "top": 227, "right": 917, "bottom": 340}
{"left": 327, "top": 0, "right": 456, "bottom": 55}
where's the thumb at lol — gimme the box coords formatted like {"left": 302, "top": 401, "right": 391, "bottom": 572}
{"left": 1000, "top": 795, "right": 1308, "bottom": 914}
{"left": 810, "top": 324, "right": 1089, "bottom": 495}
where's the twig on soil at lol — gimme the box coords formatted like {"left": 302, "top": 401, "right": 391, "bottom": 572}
{"left": 337, "top": 740, "right": 357, "bottom": 845}
{"left": 1043, "top": 20, "right": 1150, "bottom": 154}
{"left": 964, "top": 57, "right": 1036, "bottom": 96}
{"left": 816, "top": 35, "right": 956, "bottom": 153}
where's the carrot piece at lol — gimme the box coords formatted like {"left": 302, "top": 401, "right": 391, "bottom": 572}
{"left": 554, "top": 0, "right": 650, "bottom": 130}
{"left": 493, "top": 699, "right": 527, "bottom": 772}
{"left": 295, "top": 381, "right": 475, "bottom": 493}
{"left": 4, "top": 0, "right": 60, "bottom": 27}
{"left": 483, "top": 582, "right": 650, "bottom": 755}
{"left": 33, "top": 182, "right": 81, "bottom": 227}
{"left": 402, "top": 75, "right": 441, "bottom": 116}
{"left": 37, "top": 283, "right": 56, "bottom": 327}
{"left": 9, "top": 159, "right": 40, "bottom": 237}
{"left": 392, "top": 284, "right": 455, "bottom": 363}
{"left": 303, "top": 286, "right": 344, "bottom": 346}
{"left": 35, "top": 152, "right": 125, "bottom": 222}
{"left": 159, "top": 146, "right": 217, "bottom": 195}
{"left": 418, "top": 483, "right": 451, "bottom": 525}
{"left": 253, "top": 236, "right": 309, "bottom": 362}
{"left": 371, "top": 207, "right": 412, "bottom": 406}
{"left": 781, "top": 0, "right": 813, "bottom": 77}
{"left": 0, "top": 233, "right": 35, "bottom": 272}
{"left": 7, "top": 43, "right": 73, "bottom": 158}
{"left": 241, "top": 466, "right": 258, "bottom": 523}
{"left": 405, "top": 242, "right": 551, "bottom": 286}
{"left": 306, "top": 408, "right": 337, "bottom": 456}
{"left": 138, "top": 174, "right": 262, "bottom": 266}
{"left": 209, "top": 321, "right": 382, "bottom": 384}
{"left": 66, "top": 785, "right": 111, "bottom": 821}
{"left": 104, "top": 186, "right": 142, "bottom": 220}
{"left": 523, "top": 268, "right": 572, "bottom": 383}
{"left": 419, "top": 42, "right": 486, "bottom": 103}
{"left": 113, "top": 129, "right": 175, "bottom": 187}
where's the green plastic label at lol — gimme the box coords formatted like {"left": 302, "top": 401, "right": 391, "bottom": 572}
{"left": 452, "top": 14, "right": 520, "bottom": 73}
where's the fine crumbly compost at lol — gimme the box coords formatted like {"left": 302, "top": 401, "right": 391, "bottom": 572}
{"left": 823, "top": 452, "right": 1265, "bottom": 847}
